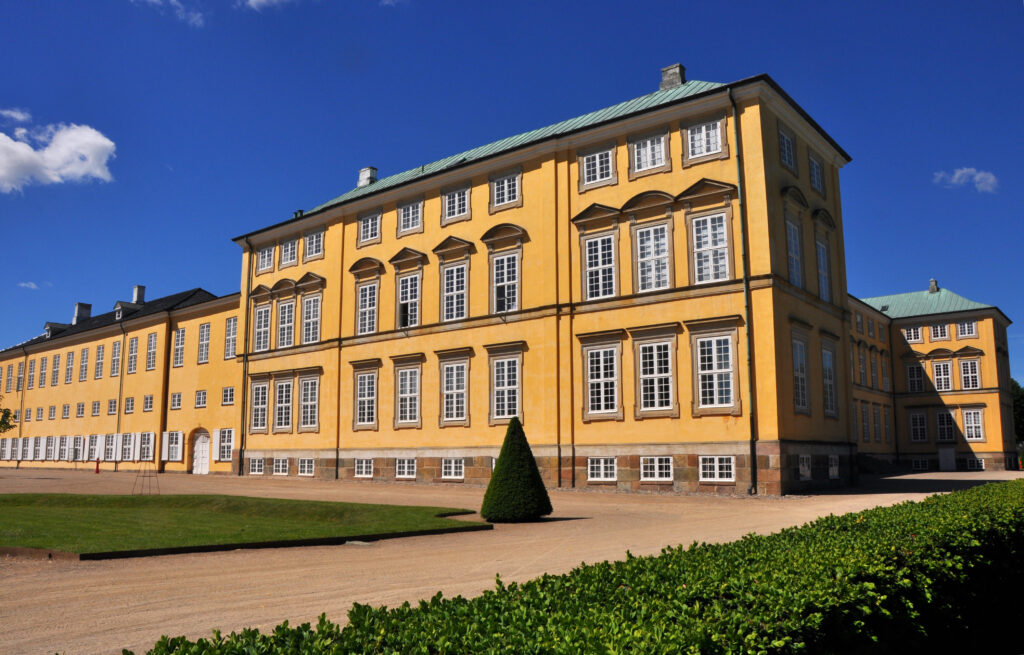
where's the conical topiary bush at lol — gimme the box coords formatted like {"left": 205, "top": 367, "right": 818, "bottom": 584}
{"left": 480, "top": 416, "right": 552, "bottom": 522}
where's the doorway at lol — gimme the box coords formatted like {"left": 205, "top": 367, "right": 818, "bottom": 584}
{"left": 938, "top": 446, "right": 956, "bottom": 472}
{"left": 192, "top": 431, "right": 210, "bottom": 475}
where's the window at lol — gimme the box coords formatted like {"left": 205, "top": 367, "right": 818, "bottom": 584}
{"left": 62, "top": 404, "right": 70, "bottom": 419}
{"left": 960, "top": 360, "right": 980, "bottom": 390}
{"left": 798, "top": 455, "right": 812, "bottom": 481}
{"left": 957, "top": 321, "right": 977, "bottom": 338}
{"left": 78, "top": 402, "right": 86, "bottom": 418}
{"left": 15, "top": 362, "right": 23, "bottom": 391}
{"left": 257, "top": 246, "right": 274, "bottom": 272}
{"left": 579, "top": 456, "right": 616, "bottom": 482}
{"left": 170, "top": 392, "right": 182, "bottom": 410}
{"left": 222, "top": 387, "right": 234, "bottom": 405}
{"left": 195, "top": 390, "right": 207, "bottom": 408}
{"left": 396, "top": 367, "right": 420, "bottom": 425}
{"left": 884, "top": 406, "right": 893, "bottom": 443}
{"left": 104, "top": 435, "right": 116, "bottom": 461}
{"left": 966, "top": 458, "right": 985, "bottom": 471}
{"left": 35, "top": 407, "right": 42, "bottom": 421}
{"left": 868, "top": 319, "right": 875, "bottom": 338}
{"left": 300, "top": 378, "right": 318, "bottom": 429}
{"left": 882, "top": 357, "right": 891, "bottom": 392}
{"left": 855, "top": 314, "right": 863, "bottom": 333}
{"left": 140, "top": 433, "right": 154, "bottom": 461}
{"left": 785, "top": 220, "right": 802, "bottom": 287}
{"left": 492, "top": 174, "right": 519, "bottom": 207}
{"left": 23, "top": 407, "right": 30, "bottom": 422}
{"left": 903, "top": 326, "right": 922, "bottom": 342}
{"left": 872, "top": 405, "right": 882, "bottom": 443}
{"left": 912, "top": 458, "right": 929, "bottom": 471}
{"left": 79, "top": 348, "right": 89, "bottom": 381}
{"left": 910, "top": 412, "right": 928, "bottom": 442}
{"left": 144, "top": 395, "right": 153, "bottom": 412}
{"left": 700, "top": 456, "right": 734, "bottom": 482}
{"left": 94, "top": 345, "right": 104, "bottom": 379}
{"left": 822, "top": 347, "right": 837, "bottom": 417}
{"left": 443, "top": 188, "right": 469, "bottom": 222}
{"left": 933, "top": 361, "right": 952, "bottom": 392}
{"left": 273, "top": 458, "right": 289, "bottom": 475}
{"left": 397, "top": 275, "right": 419, "bottom": 328}
{"left": 355, "top": 372, "right": 377, "bottom": 427}
{"left": 48, "top": 405, "right": 55, "bottom": 420}
{"left": 298, "top": 458, "right": 314, "bottom": 477}
{"left": 280, "top": 239, "right": 297, "bottom": 266}
{"left": 354, "top": 458, "right": 373, "bottom": 478}
{"left": 635, "top": 224, "right": 669, "bottom": 292}
{"left": 439, "top": 264, "right": 468, "bottom": 322}
{"left": 125, "top": 397, "right": 135, "bottom": 414}
{"left": 907, "top": 364, "right": 924, "bottom": 392}
{"left": 586, "top": 347, "right": 618, "bottom": 415}
{"left": 277, "top": 300, "right": 295, "bottom": 348}
{"left": 302, "top": 295, "right": 321, "bottom": 344}
{"left": 492, "top": 357, "right": 519, "bottom": 420}
{"left": 809, "top": 154, "right": 825, "bottom": 194}
{"left": 492, "top": 253, "right": 518, "bottom": 313}
{"left": 688, "top": 121, "right": 721, "bottom": 158}
{"left": 689, "top": 212, "right": 730, "bottom": 285}
{"left": 172, "top": 328, "right": 185, "bottom": 367}
{"left": 197, "top": 323, "right": 210, "bottom": 363}
{"left": 964, "top": 409, "right": 984, "bottom": 441}
{"left": 45, "top": 437, "right": 54, "bottom": 460}
{"left": 126, "top": 337, "right": 138, "bottom": 374}
{"left": 38, "top": 357, "right": 46, "bottom": 388}
{"left": 442, "top": 362, "right": 467, "bottom": 423}
{"left": 249, "top": 458, "right": 264, "bottom": 475}
{"left": 860, "top": 403, "right": 870, "bottom": 442}
{"left": 779, "top": 126, "right": 795, "bottom": 170}
{"left": 582, "top": 149, "right": 613, "bottom": 185}
{"left": 254, "top": 305, "right": 271, "bottom": 352}
{"left": 442, "top": 457, "right": 464, "bottom": 480}
{"left": 108, "top": 399, "right": 117, "bottom": 415}
{"left": 121, "top": 434, "right": 134, "bottom": 461}
{"left": 931, "top": 323, "right": 948, "bottom": 340}
{"left": 828, "top": 455, "right": 840, "bottom": 480}
{"left": 816, "top": 239, "right": 830, "bottom": 302}
{"left": 51, "top": 354, "right": 60, "bottom": 386}
{"left": 696, "top": 336, "right": 732, "bottom": 409}
{"left": 27, "top": 360, "right": 35, "bottom": 389}
{"left": 110, "top": 342, "right": 120, "bottom": 377}
{"left": 304, "top": 231, "right": 323, "bottom": 259}
{"left": 4, "top": 364, "right": 10, "bottom": 392}
{"left": 858, "top": 350, "right": 867, "bottom": 386}
{"left": 251, "top": 383, "right": 267, "bottom": 430}
{"left": 224, "top": 317, "right": 238, "bottom": 359}
{"left": 274, "top": 380, "right": 292, "bottom": 430}
{"left": 870, "top": 353, "right": 879, "bottom": 389}
{"left": 357, "top": 282, "right": 378, "bottom": 335}
{"left": 640, "top": 456, "right": 672, "bottom": 481}
{"left": 396, "top": 458, "right": 417, "bottom": 479}
{"left": 399, "top": 201, "right": 422, "bottom": 234}
{"left": 936, "top": 410, "right": 956, "bottom": 442}
{"left": 632, "top": 133, "right": 665, "bottom": 172}
{"left": 584, "top": 234, "right": 616, "bottom": 300}
{"left": 792, "top": 337, "right": 809, "bottom": 413}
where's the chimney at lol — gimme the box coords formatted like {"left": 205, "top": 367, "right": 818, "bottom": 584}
{"left": 293, "top": 209, "right": 304, "bottom": 219}
{"left": 357, "top": 166, "right": 378, "bottom": 188}
{"left": 72, "top": 302, "right": 91, "bottom": 325}
{"left": 928, "top": 278, "right": 939, "bottom": 293}
{"left": 660, "top": 63, "right": 686, "bottom": 90}
{"left": 133, "top": 285, "right": 146, "bottom": 304}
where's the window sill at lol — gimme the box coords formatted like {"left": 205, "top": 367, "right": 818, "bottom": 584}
{"left": 627, "top": 162, "right": 671, "bottom": 181}
{"left": 488, "top": 197, "right": 523, "bottom": 215}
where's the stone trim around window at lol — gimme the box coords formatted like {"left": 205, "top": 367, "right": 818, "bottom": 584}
{"left": 488, "top": 245, "right": 522, "bottom": 315}
{"left": 396, "top": 197, "right": 425, "bottom": 238}
{"left": 684, "top": 317, "right": 743, "bottom": 418}
{"left": 296, "top": 374, "right": 320, "bottom": 433}
{"left": 438, "top": 257, "right": 471, "bottom": 323}
{"left": 350, "top": 358, "right": 381, "bottom": 432}
{"left": 394, "top": 270, "right": 423, "bottom": 331}
{"left": 627, "top": 323, "right": 681, "bottom": 420}
{"left": 391, "top": 355, "right": 424, "bottom": 430}
{"left": 579, "top": 335, "right": 625, "bottom": 423}
{"left": 808, "top": 149, "right": 827, "bottom": 200}
{"left": 680, "top": 115, "right": 730, "bottom": 168}
{"left": 302, "top": 228, "right": 326, "bottom": 263}
{"left": 488, "top": 167, "right": 524, "bottom": 215}
{"left": 436, "top": 348, "right": 472, "bottom": 428}
{"left": 440, "top": 182, "right": 472, "bottom": 227}
{"left": 629, "top": 213, "right": 676, "bottom": 295}
{"left": 578, "top": 227, "right": 620, "bottom": 302}
{"left": 484, "top": 341, "right": 526, "bottom": 426}
{"left": 576, "top": 141, "right": 618, "bottom": 194}
{"left": 354, "top": 279, "right": 379, "bottom": 336}
{"left": 356, "top": 209, "right": 383, "bottom": 248}
{"left": 626, "top": 126, "right": 672, "bottom": 181}
{"left": 777, "top": 119, "right": 799, "bottom": 177}
{"left": 683, "top": 203, "right": 735, "bottom": 287}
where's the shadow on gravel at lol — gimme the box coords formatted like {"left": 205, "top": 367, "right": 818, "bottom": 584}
{"left": 830, "top": 475, "right": 997, "bottom": 496}
{"left": 537, "top": 516, "right": 589, "bottom": 523}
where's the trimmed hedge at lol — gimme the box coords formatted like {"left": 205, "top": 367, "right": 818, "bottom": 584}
{"left": 480, "top": 416, "right": 552, "bottom": 523}
{"left": 135, "top": 480, "right": 1024, "bottom": 654}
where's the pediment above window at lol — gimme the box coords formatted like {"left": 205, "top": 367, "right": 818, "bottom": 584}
{"left": 901, "top": 350, "right": 926, "bottom": 361}
{"left": 955, "top": 346, "right": 985, "bottom": 358}
{"left": 480, "top": 223, "right": 530, "bottom": 250}
{"left": 349, "top": 257, "right": 386, "bottom": 279}
{"left": 620, "top": 190, "right": 674, "bottom": 213}
{"left": 389, "top": 247, "right": 428, "bottom": 271}
{"left": 812, "top": 208, "right": 836, "bottom": 229}
{"left": 296, "top": 272, "right": 326, "bottom": 292}
{"left": 250, "top": 284, "right": 272, "bottom": 301}
{"left": 781, "top": 185, "right": 809, "bottom": 209}
{"left": 570, "top": 203, "right": 619, "bottom": 230}
{"left": 675, "top": 178, "right": 737, "bottom": 206}
{"left": 432, "top": 236, "right": 476, "bottom": 262}
{"left": 926, "top": 347, "right": 954, "bottom": 359}
{"left": 270, "top": 278, "right": 297, "bottom": 297}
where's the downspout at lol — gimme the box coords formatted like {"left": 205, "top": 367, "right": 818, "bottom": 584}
{"left": 114, "top": 320, "right": 127, "bottom": 471}
{"left": 729, "top": 87, "right": 759, "bottom": 495}
{"left": 157, "top": 311, "right": 173, "bottom": 472}
{"left": 238, "top": 237, "right": 256, "bottom": 475}
{"left": 566, "top": 148, "right": 576, "bottom": 489}
{"left": 886, "top": 321, "right": 900, "bottom": 464}
{"left": 335, "top": 221, "right": 346, "bottom": 480}
{"left": 553, "top": 151, "right": 562, "bottom": 487}
{"left": 16, "top": 347, "right": 27, "bottom": 468}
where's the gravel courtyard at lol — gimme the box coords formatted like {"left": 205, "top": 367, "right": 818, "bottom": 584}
{"left": 1, "top": 468, "right": 1019, "bottom": 654}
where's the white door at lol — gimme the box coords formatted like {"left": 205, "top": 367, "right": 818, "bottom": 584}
{"left": 192, "top": 432, "right": 210, "bottom": 475}
{"left": 938, "top": 446, "right": 956, "bottom": 472}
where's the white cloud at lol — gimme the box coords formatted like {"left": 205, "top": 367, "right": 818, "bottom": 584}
{"left": 134, "top": 0, "right": 204, "bottom": 27}
{"left": 0, "top": 121, "right": 116, "bottom": 193}
{"left": 18, "top": 282, "right": 39, "bottom": 290}
{"left": 243, "top": 0, "right": 298, "bottom": 9}
{"left": 933, "top": 167, "right": 998, "bottom": 193}
{"left": 0, "top": 108, "right": 31, "bottom": 123}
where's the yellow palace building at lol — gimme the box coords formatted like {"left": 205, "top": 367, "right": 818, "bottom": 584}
{"left": 0, "top": 65, "right": 1015, "bottom": 494}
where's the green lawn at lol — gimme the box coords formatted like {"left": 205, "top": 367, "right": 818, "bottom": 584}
{"left": 0, "top": 494, "right": 481, "bottom": 554}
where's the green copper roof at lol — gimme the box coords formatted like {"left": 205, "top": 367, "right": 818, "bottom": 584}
{"left": 859, "top": 287, "right": 994, "bottom": 319}
{"left": 308, "top": 79, "right": 724, "bottom": 214}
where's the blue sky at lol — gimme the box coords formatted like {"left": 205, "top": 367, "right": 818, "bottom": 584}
{"left": 1, "top": 1, "right": 1021, "bottom": 375}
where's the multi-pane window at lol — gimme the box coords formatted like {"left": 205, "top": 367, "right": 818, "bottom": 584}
{"left": 93, "top": 400, "right": 101, "bottom": 416}
{"left": 251, "top": 383, "right": 268, "bottom": 430}
{"left": 809, "top": 155, "right": 825, "bottom": 194}
{"left": 108, "top": 399, "right": 117, "bottom": 415}
{"left": 785, "top": 221, "right": 802, "bottom": 287}
{"left": 822, "top": 348, "right": 837, "bottom": 417}
{"left": 170, "top": 392, "right": 181, "bottom": 410}
{"left": 27, "top": 360, "right": 35, "bottom": 389}
{"left": 636, "top": 224, "right": 669, "bottom": 292}
{"left": 396, "top": 458, "right": 417, "bottom": 479}
{"left": 882, "top": 358, "right": 891, "bottom": 392}
{"left": 126, "top": 337, "right": 138, "bottom": 374}
{"left": 300, "top": 378, "right": 318, "bottom": 429}
{"left": 273, "top": 458, "right": 289, "bottom": 475}
{"left": 640, "top": 456, "right": 673, "bottom": 481}
{"left": 254, "top": 306, "right": 271, "bottom": 352}
{"left": 587, "top": 348, "right": 617, "bottom": 414}
{"left": 62, "top": 404, "right": 70, "bottom": 419}
{"left": 798, "top": 455, "right": 812, "bottom": 481}
{"left": 4, "top": 364, "right": 11, "bottom": 392}
{"left": 931, "top": 323, "right": 948, "bottom": 340}
{"left": 104, "top": 435, "right": 116, "bottom": 461}
{"left": 640, "top": 342, "right": 674, "bottom": 410}
{"left": 872, "top": 405, "right": 882, "bottom": 443}
{"left": 275, "top": 380, "right": 292, "bottom": 430}
{"left": 585, "top": 234, "right": 615, "bottom": 299}
{"left": 582, "top": 149, "right": 612, "bottom": 184}
{"left": 145, "top": 332, "right": 157, "bottom": 369}
{"left": 396, "top": 368, "right": 420, "bottom": 424}
{"left": 693, "top": 214, "right": 729, "bottom": 283}
{"left": 493, "top": 253, "right": 518, "bottom": 313}
{"left": 442, "top": 264, "right": 467, "bottom": 321}
{"left": 492, "top": 358, "right": 519, "bottom": 419}
{"left": 305, "top": 231, "right": 323, "bottom": 259}
{"left": 633, "top": 134, "right": 664, "bottom": 171}
{"left": 140, "top": 433, "right": 154, "bottom": 461}
{"left": 861, "top": 403, "right": 870, "bottom": 442}
{"left": 280, "top": 239, "right": 297, "bottom": 266}
{"left": 964, "top": 409, "right": 984, "bottom": 441}
{"left": 222, "top": 387, "right": 234, "bottom": 405}
{"left": 907, "top": 364, "right": 924, "bottom": 392}
{"left": 492, "top": 175, "right": 519, "bottom": 206}
{"left": 587, "top": 457, "right": 617, "bottom": 481}
{"left": 35, "top": 407, "right": 42, "bottom": 421}
{"left": 298, "top": 458, "right": 314, "bottom": 476}
{"left": 121, "top": 434, "right": 133, "bottom": 461}
{"left": 697, "top": 337, "right": 732, "bottom": 408}
{"left": 903, "top": 326, "right": 922, "bottom": 342}
{"left": 816, "top": 240, "right": 830, "bottom": 302}
{"left": 94, "top": 345, "right": 104, "bottom": 379}
{"left": 397, "top": 275, "right": 419, "bottom": 328}
{"left": 22, "top": 407, "right": 30, "bottom": 422}
{"left": 172, "top": 328, "right": 185, "bottom": 367}
{"left": 143, "top": 394, "right": 153, "bottom": 412}
{"left": 792, "top": 338, "right": 809, "bottom": 412}
{"left": 356, "top": 372, "right": 376, "bottom": 426}
{"left": 195, "top": 390, "right": 207, "bottom": 409}
{"left": 224, "top": 317, "right": 238, "bottom": 359}
{"left": 125, "top": 397, "right": 135, "bottom": 414}
{"left": 48, "top": 405, "right": 55, "bottom": 420}
{"left": 444, "top": 189, "right": 468, "bottom": 221}
{"left": 302, "top": 296, "right": 321, "bottom": 344}
{"left": 442, "top": 363, "right": 467, "bottom": 422}
{"left": 933, "top": 361, "right": 952, "bottom": 392}
{"left": 870, "top": 353, "right": 879, "bottom": 389}
{"left": 277, "top": 300, "right": 295, "bottom": 348}
{"left": 256, "top": 246, "right": 274, "bottom": 272}
{"left": 354, "top": 458, "right": 373, "bottom": 478}
{"left": 958, "top": 360, "right": 981, "bottom": 390}
{"left": 884, "top": 406, "right": 893, "bottom": 443}
{"left": 868, "top": 319, "right": 875, "bottom": 338}
{"left": 688, "top": 121, "right": 721, "bottom": 158}
{"left": 110, "top": 342, "right": 120, "bottom": 377}
{"left": 936, "top": 410, "right": 956, "bottom": 442}
{"left": 858, "top": 350, "right": 867, "bottom": 386}
{"left": 399, "top": 202, "right": 422, "bottom": 233}
{"left": 441, "top": 457, "right": 465, "bottom": 480}
{"left": 249, "top": 458, "right": 264, "bottom": 475}
{"left": 779, "top": 128, "right": 795, "bottom": 169}
{"left": 957, "top": 321, "right": 977, "bottom": 338}
{"left": 699, "top": 456, "right": 735, "bottom": 482}
{"left": 197, "top": 323, "right": 210, "bottom": 363}
{"left": 218, "top": 429, "right": 233, "bottom": 461}
{"left": 16, "top": 362, "right": 23, "bottom": 390}
{"left": 357, "top": 283, "right": 378, "bottom": 335}
{"left": 45, "top": 437, "right": 54, "bottom": 460}
{"left": 51, "top": 354, "right": 60, "bottom": 386}
{"left": 79, "top": 348, "right": 89, "bottom": 381}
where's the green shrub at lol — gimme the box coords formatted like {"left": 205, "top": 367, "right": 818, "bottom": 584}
{"left": 134, "top": 480, "right": 1024, "bottom": 654}
{"left": 479, "top": 416, "right": 552, "bottom": 523}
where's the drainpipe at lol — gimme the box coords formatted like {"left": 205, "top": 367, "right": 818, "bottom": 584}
{"left": 729, "top": 87, "right": 759, "bottom": 495}
{"left": 335, "top": 221, "right": 346, "bottom": 480}
{"left": 157, "top": 310, "right": 173, "bottom": 473}
{"left": 17, "top": 346, "right": 27, "bottom": 468}
{"left": 553, "top": 149, "right": 562, "bottom": 487}
{"left": 238, "top": 237, "right": 256, "bottom": 475}
{"left": 886, "top": 321, "right": 900, "bottom": 464}
{"left": 566, "top": 149, "right": 576, "bottom": 489}
{"left": 114, "top": 319, "right": 127, "bottom": 471}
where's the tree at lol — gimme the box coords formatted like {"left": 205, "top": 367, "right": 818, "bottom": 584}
{"left": 480, "top": 416, "right": 552, "bottom": 523}
{"left": 0, "top": 394, "right": 13, "bottom": 434}
{"left": 1012, "top": 378, "right": 1024, "bottom": 445}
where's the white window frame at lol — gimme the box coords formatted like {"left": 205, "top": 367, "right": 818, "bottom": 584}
{"left": 785, "top": 220, "right": 802, "bottom": 288}
{"left": 492, "top": 252, "right": 519, "bottom": 313}
{"left": 582, "top": 149, "right": 613, "bottom": 185}
{"left": 957, "top": 321, "right": 977, "bottom": 338}
{"left": 38, "top": 356, "right": 46, "bottom": 388}
{"left": 354, "top": 458, "right": 373, "bottom": 478}
{"left": 688, "top": 120, "right": 721, "bottom": 158}
{"left": 936, "top": 409, "right": 956, "bottom": 442}
{"left": 146, "top": 332, "right": 158, "bottom": 370}
{"left": 355, "top": 372, "right": 377, "bottom": 427}
{"left": 126, "top": 338, "right": 138, "bottom": 374}
{"left": 274, "top": 380, "right": 292, "bottom": 431}
{"left": 143, "top": 394, "right": 153, "bottom": 412}
{"left": 907, "top": 364, "right": 924, "bottom": 393}
{"left": 249, "top": 458, "right": 265, "bottom": 475}
{"left": 492, "top": 174, "right": 519, "bottom": 207}
{"left": 443, "top": 188, "right": 469, "bottom": 221}
{"left": 931, "top": 323, "right": 948, "bottom": 340}
{"left": 110, "top": 342, "right": 120, "bottom": 377}
{"left": 251, "top": 383, "right": 268, "bottom": 430}
{"left": 273, "top": 458, "right": 289, "bottom": 475}
{"left": 587, "top": 456, "right": 617, "bottom": 481}
{"left": 815, "top": 239, "right": 830, "bottom": 302}
{"left": 280, "top": 239, "right": 298, "bottom": 266}
{"left": 903, "top": 326, "right": 922, "bottom": 342}
{"left": 170, "top": 392, "right": 182, "bottom": 410}
{"left": 792, "top": 337, "right": 809, "bottom": 413}
{"left": 860, "top": 403, "right": 870, "bottom": 442}
{"left": 124, "top": 397, "right": 135, "bottom": 414}
{"left": 395, "top": 458, "right": 417, "bottom": 479}
{"left": 79, "top": 347, "right": 89, "bottom": 382}
{"left": 828, "top": 455, "right": 839, "bottom": 480}
{"left": 51, "top": 354, "right": 60, "bottom": 386}
{"left": 195, "top": 390, "right": 207, "bottom": 409}
{"left": 441, "top": 457, "right": 465, "bottom": 480}
{"left": 910, "top": 412, "right": 928, "bottom": 442}
{"left": 779, "top": 127, "right": 795, "bottom": 170}
{"left": 357, "top": 282, "right": 378, "bottom": 335}
{"left": 442, "top": 362, "right": 467, "bottom": 423}
{"left": 300, "top": 377, "right": 319, "bottom": 429}
{"left": 277, "top": 299, "right": 295, "bottom": 348}
{"left": 699, "top": 455, "right": 735, "bottom": 482}
{"left": 302, "top": 295, "right": 321, "bottom": 344}
{"left": 397, "top": 274, "right": 420, "bottom": 329}
{"left": 222, "top": 387, "right": 234, "bottom": 406}
{"left": 632, "top": 133, "right": 665, "bottom": 172}
{"left": 217, "top": 429, "right": 233, "bottom": 462}
{"left": 62, "top": 404, "right": 71, "bottom": 419}
{"left": 441, "top": 263, "right": 468, "bottom": 322}
{"left": 196, "top": 322, "right": 210, "bottom": 364}
{"left": 822, "top": 346, "right": 837, "bottom": 418}
{"left": 254, "top": 305, "right": 271, "bottom": 352}
{"left": 304, "top": 231, "right": 324, "bottom": 259}
{"left": 224, "top": 317, "right": 238, "bottom": 359}
{"left": 491, "top": 357, "right": 519, "bottom": 420}
{"left": 692, "top": 212, "right": 729, "bottom": 284}
{"left": 257, "top": 246, "right": 274, "bottom": 272}
{"left": 696, "top": 336, "right": 732, "bottom": 409}
{"left": 586, "top": 347, "right": 618, "bottom": 414}
{"left": 64, "top": 351, "right": 73, "bottom": 384}
{"left": 48, "top": 405, "right": 56, "bottom": 420}
{"left": 107, "top": 399, "right": 117, "bottom": 415}
{"left": 584, "top": 233, "right": 616, "bottom": 300}
{"left": 140, "top": 433, "right": 154, "bottom": 461}
{"left": 636, "top": 224, "right": 670, "bottom": 292}
{"left": 172, "top": 328, "right": 185, "bottom": 368}
{"left": 960, "top": 359, "right": 980, "bottom": 390}
{"left": 640, "top": 456, "right": 673, "bottom": 482}
{"left": 963, "top": 409, "right": 984, "bottom": 441}
{"left": 933, "top": 361, "right": 952, "bottom": 392}
{"left": 298, "top": 458, "right": 314, "bottom": 477}
{"left": 399, "top": 201, "right": 422, "bottom": 234}
{"left": 396, "top": 367, "right": 420, "bottom": 425}
{"left": 809, "top": 154, "right": 825, "bottom": 194}
{"left": 94, "top": 346, "right": 104, "bottom": 379}
{"left": 798, "top": 454, "right": 812, "bottom": 481}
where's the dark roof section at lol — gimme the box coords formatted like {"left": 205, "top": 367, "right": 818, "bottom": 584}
{"left": 0, "top": 288, "right": 220, "bottom": 355}
{"left": 234, "top": 73, "right": 851, "bottom": 242}
{"left": 855, "top": 288, "right": 1011, "bottom": 325}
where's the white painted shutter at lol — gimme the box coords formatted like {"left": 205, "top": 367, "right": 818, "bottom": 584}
{"left": 99, "top": 435, "right": 108, "bottom": 462}
{"left": 160, "top": 432, "right": 169, "bottom": 462}
{"left": 79, "top": 436, "right": 87, "bottom": 461}
{"left": 212, "top": 430, "right": 221, "bottom": 462}
{"left": 115, "top": 434, "right": 124, "bottom": 461}
{"left": 175, "top": 432, "right": 184, "bottom": 462}
{"left": 132, "top": 433, "right": 141, "bottom": 461}
{"left": 34, "top": 437, "right": 41, "bottom": 460}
